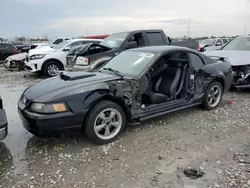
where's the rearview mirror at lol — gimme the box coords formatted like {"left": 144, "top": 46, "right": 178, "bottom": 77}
{"left": 126, "top": 41, "right": 138, "bottom": 49}
{"left": 63, "top": 47, "right": 70, "bottom": 51}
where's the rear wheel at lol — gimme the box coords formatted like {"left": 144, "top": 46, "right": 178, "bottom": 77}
{"left": 43, "top": 61, "right": 62, "bottom": 77}
{"left": 84, "top": 100, "right": 126, "bottom": 144}
{"left": 203, "top": 81, "right": 223, "bottom": 110}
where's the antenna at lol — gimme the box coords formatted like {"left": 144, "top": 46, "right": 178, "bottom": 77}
{"left": 187, "top": 17, "right": 191, "bottom": 38}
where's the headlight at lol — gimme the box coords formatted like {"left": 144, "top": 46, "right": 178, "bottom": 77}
{"left": 30, "top": 54, "right": 46, "bottom": 60}
{"left": 30, "top": 102, "right": 68, "bottom": 113}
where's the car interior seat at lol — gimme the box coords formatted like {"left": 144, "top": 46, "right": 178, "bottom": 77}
{"left": 145, "top": 62, "right": 184, "bottom": 104}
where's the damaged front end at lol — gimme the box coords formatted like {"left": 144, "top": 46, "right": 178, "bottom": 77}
{"left": 4, "top": 53, "right": 27, "bottom": 71}
{"left": 232, "top": 65, "right": 250, "bottom": 88}
{"left": 108, "top": 79, "right": 141, "bottom": 119}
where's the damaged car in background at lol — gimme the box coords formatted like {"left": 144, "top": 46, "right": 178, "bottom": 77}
{"left": 65, "top": 29, "right": 199, "bottom": 71}
{"left": 18, "top": 46, "right": 233, "bottom": 144}
{"left": 205, "top": 36, "right": 250, "bottom": 88}
{"left": 4, "top": 53, "right": 27, "bottom": 71}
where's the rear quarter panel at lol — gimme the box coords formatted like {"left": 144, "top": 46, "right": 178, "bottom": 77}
{"left": 201, "top": 60, "right": 233, "bottom": 92}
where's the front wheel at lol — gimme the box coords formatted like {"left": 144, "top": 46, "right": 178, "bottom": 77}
{"left": 203, "top": 81, "right": 223, "bottom": 110}
{"left": 43, "top": 61, "right": 62, "bottom": 77}
{"left": 84, "top": 100, "right": 126, "bottom": 145}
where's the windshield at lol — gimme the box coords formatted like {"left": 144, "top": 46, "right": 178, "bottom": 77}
{"left": 101, "top": 50, "right": 156, "bottom": 76}
{"left": 100, "top": 32, "right": 128, "bottom": 48}
{"left": 222, "top": 37, "right": 250, "bottom": 51}
{"left": 53, "top": 40, "right": 71, "bottom": 49}
{"left": 199, "top": 39, "right": 215, "bottom": 46}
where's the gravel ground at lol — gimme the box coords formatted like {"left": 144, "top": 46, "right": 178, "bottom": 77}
{"left": 1, "top": 65, "right": 250, "bottom": 188}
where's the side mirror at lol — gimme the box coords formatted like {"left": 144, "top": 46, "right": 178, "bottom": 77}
{"left": 167, "top": 37, "right": 172, "bottom": 44}
{"left": 63, "top": 47, "right": 70, "bottom": 51}
{"left": 126, "top": 41, "right": 137, "bottom": 49}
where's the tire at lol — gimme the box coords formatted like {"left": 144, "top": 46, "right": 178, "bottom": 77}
{"left": 203, "top": 81, "right": 223, "bottom": 110}
{"left": 43, "top": 61, "right": 62, "bottom": 77}
{"left": 84, "top": 100, "right": 126, "bottom": 145}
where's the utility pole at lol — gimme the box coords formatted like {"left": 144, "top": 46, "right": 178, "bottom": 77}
{"left": 187, "top": 17, "right": 191, "bottom": 38}
{"left": 244, "top": 24, "right": 247, "bottom": 35}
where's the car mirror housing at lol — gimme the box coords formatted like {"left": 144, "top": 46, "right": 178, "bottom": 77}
{"left": 63, "top": 47, "right": 70, "bottom": 51}
{"left": 126, "top": 41, "right": 138, "bottom": 49}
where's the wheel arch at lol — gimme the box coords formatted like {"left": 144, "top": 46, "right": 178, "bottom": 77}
{"left": 213, "top": 76, "right": 225, "bottom": 90}
{"left": 42, "top": 58, "right": 64, "bottom": 71}
{"left": 82, "top": 92, "right": 131, "bottom": 127}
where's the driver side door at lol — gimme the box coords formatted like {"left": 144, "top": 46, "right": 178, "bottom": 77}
{"left": 188, "top": 52, "right": 208, "bottom": 101}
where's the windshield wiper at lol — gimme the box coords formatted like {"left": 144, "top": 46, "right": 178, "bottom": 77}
{"left": 103, "top": 67, "right": 123, "bottom": 77}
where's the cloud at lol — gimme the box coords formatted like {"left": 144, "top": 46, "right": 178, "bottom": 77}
{"left": 149, "top": 18, "right": 204, "bottom": 25}
{"left": 0, "top": 0, "right": 250, "bottom": 38}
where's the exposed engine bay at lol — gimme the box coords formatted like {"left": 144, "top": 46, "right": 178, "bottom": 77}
{"left": 4, "top": 53, "right": 27, "bottom": 71}
{"left": 232, "top": 65, "right": 250, "bottom": 86}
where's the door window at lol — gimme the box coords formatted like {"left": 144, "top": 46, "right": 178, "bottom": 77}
{"left": 128, "top": 33, "right": 145, "bottom": 47}
{"left": 215, "top": 39, "right": 222, "bottom": 46}
{"left": 189, "top": 53, "right": 204, "bottom": 68}
{"left": 146, "top": 32, "right": 164, "bottom": 45}
{"left": 53, "top": 38, "right": 63, "bottom": 44}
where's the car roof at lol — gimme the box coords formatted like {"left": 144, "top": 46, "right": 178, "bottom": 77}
{"left": 128, "top": 45, "right": 194, "bottom": 53}
{"left": 235, "top": 35, "right": 250, "bottom": 39}
{"left": 69, "top": 38, "right": 103, "bottom": 42}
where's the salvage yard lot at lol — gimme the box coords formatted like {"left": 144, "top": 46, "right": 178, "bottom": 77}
{"left": 1, "top": 65, "right": 250, "bottom": 188}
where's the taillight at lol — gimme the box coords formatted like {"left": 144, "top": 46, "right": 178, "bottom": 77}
{"left": 13, "top": 47, "right": 17, "bottom": 53}
{"left": 197, "top": 44, "right": 200, "bottom": 51}
{"left": 84, "top": 57, "right": 89, "bottom": 64}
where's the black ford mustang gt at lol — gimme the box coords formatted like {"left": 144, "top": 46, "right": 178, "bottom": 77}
{"left": 18, "top": 46, "right": 233, "bottom": 144}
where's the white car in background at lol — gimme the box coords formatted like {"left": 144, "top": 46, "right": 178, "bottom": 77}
{"left": 199, "top": 38, "right": 230, "bottom": 52}
{"left": 25, "top": 39, "right": 102, "bottom": 77}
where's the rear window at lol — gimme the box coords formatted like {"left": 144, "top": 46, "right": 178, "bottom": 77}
{"left": 0, "top": 43, "right": 10, "bottom": 48}
{"left": 146, "top": 32, "right": 164, "bottom": 45}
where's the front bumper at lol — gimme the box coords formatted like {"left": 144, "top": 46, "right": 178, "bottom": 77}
{"left": 18, "top": 101, "right": 85, "bottom": 135}
{"left": 25, "top": 59, "right": 43, "bottom": 73}
{"left": 4, "top": 59, "right": 25, "bottom": 71}
{"left": 0, "top": 109, "right": 8, "bottom": 141}
{"left": 71, "top": 65, "right": 91, "bottom": 72}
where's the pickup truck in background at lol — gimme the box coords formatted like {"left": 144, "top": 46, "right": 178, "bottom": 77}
{"left": 65, "top": 29, "right": 199, "bottom": 71}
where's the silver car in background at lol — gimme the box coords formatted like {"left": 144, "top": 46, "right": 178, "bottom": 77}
{"left": 199, "top": 38, "right": 230, "bottom": 52}
{"left": 205, "top": 36, "right": 250, "bottom": 88}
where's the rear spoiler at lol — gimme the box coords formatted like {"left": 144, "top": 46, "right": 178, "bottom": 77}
{"left": 208, "top": 55, "right": 229, "bottom": 62}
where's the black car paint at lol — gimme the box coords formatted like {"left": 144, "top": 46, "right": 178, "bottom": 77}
{"left": 0, "top": 96, "right": 8, "bottom": 141}
{"left": 0, "top": 43, "right": 18, "bottom": 61}
{"left": 11, "top": 42, "right": 30, "bottom": 53}
{"left": 66, "top": 29, "right": 199, "bottom": 70}
{"left": 18, "top": 46, "right": 232, "bottom": 135}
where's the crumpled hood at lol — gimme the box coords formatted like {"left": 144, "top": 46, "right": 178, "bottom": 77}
{"left": 29, "top": 46, "right": 55, "bottom": 56}
{"left": 24, "top": 71, "right": 119, "bottom": 102}
{"left": 204, "top": 50, "right": 250, "bottom": 66}
{"left": 6, "top": 52, "right": 27, "bottom": 61}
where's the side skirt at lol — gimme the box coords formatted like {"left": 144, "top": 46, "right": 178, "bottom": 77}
{"left": 139, "top": 102, "right": 202, "bottom": 121}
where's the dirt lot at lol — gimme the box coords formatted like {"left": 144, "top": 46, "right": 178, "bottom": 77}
{"left": 1, "top": 65, "right": 250, "bottom": 188}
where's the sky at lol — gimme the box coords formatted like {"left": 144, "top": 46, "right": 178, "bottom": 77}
{"left": 0, "top": 0, "right": 249, "bottom": 38}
